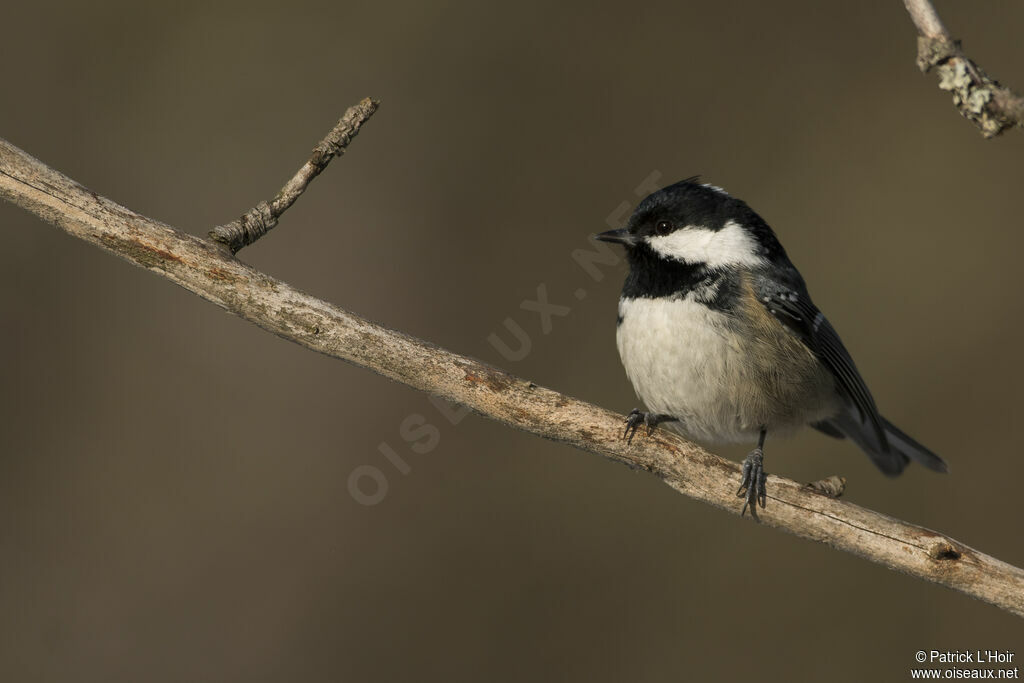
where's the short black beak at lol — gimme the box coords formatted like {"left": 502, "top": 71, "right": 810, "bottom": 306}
{"left": 593, "top": 228, "right": 634, "bottom": 245}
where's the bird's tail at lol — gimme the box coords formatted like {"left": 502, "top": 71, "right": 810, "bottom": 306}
{"left": 814, "top": 413, "right": 948, "bottom": 477}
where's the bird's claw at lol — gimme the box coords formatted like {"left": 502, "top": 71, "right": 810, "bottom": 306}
{"left": 623, "top": 409, "right": 647, "bottom": 444}
{"left": 737, "top": 447, "right": 767, "bottom": 520}
{"left": 622, "top": 409, "right": 677, "bottom": 445}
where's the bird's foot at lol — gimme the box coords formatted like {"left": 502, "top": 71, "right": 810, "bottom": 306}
{"left": 737, "top": 447, "right": 767, "bottom": 520}
{"left": 623, "top": 409, "right": 678, "bottom": 445}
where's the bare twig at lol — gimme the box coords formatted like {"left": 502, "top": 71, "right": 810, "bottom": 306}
{"left": 902, "top": 0, "right": 1024, "bottom": 137}
{"left": 209, "top": 98, "right": 378, "bottom": 252}
{"left": 902, "top": 0, "right": 948, "bottom": 39}
{"left": 2, "top": 109, "right": 1024, "bottom": 619}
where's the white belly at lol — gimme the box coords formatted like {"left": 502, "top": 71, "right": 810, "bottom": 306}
{"left": 615, "top": 296, "right": 836, "bottom": 443}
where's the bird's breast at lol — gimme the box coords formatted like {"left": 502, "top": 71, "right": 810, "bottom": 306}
{"left": 615, "top": 294, "right": 837, "bottom": 443}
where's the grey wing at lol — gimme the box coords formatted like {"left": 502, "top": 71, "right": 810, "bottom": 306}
{"left": 755, "top": 277, "right": 889, "bottom": 453}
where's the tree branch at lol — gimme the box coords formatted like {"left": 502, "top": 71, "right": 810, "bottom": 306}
{"left": 209, "top": 98, "right": 378, "bottom": 253}
{"left": 2, "top": 107, "right": 1024, "bottom": 619}
{"left": 902, "top": 0, "right": 1024, "bottom": 137}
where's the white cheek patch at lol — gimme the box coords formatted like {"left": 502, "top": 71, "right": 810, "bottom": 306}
{"left": 646, "top": 220, "right": 765, "bottom": 268}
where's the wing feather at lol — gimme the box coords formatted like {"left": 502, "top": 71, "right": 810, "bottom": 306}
{"left": 754, "top": 276, "right": 889, "bottom": 452}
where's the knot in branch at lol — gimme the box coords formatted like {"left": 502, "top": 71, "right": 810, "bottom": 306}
{"left": 916, "top": 35, "right": 960, "bottom": 72}
{"left": 915, "top": 35, "right": 1021, "bottom": 138}
{"left": 209, "top": 201, "right": 278, "bottom": 254}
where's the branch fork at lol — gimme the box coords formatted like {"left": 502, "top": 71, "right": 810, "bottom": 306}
{"left": 209, "top": 97, "right": 378, "bottom": 252}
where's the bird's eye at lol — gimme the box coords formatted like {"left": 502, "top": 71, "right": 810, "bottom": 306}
{"left": 654, "top": 220, "right": 673, "bottom": 235}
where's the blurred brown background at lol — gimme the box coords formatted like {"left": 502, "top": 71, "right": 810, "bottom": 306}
{"left": 2, "top": 1, "right": 1023, "bottom": 681}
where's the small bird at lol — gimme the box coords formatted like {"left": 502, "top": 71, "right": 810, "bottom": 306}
{"left": 596, "top": 178, "right": 947, "bottom": 518}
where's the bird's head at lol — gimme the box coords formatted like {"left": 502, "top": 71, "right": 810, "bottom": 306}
{"left": 595, "top": 178, "right": 782, "bottom": 271}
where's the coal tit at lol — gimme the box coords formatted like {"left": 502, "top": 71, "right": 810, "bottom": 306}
{"left": 596, "top": 178, "right": 947, "bottom": 518}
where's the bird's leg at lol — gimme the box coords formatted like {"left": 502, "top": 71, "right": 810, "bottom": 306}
{"left": 737, "top": 429, "right": 768, "bottom": 520}
{"left": 623, "top": 409, "right": 678, "bottom": 445}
